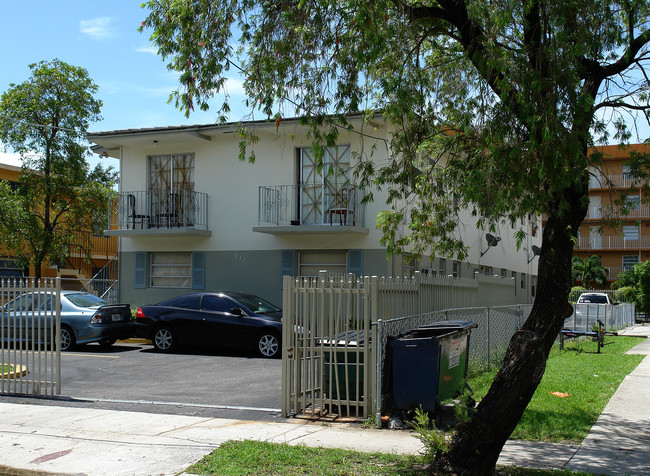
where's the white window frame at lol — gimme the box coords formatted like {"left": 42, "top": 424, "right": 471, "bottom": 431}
{"left": 623, "top": 225, "right": 639, "bottom": 240}
{"left": 622, "top": 255, "right": 639, "bottom": 271}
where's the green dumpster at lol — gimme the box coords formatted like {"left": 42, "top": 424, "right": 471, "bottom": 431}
{"left": 321, "top": 331, "right": 367, "bottom": 401}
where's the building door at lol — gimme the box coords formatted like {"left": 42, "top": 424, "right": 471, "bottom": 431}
{"left": 299, "top": 146, "right": 350, "bottom": 224}
{"left": 589, "top": 227, "right": 602, "bottom": 249}
{"left": 590, "top": 195, "right": 602, "bottom": 219}
{"left": 149, "top": 154, "right": 195, "bottom": 227}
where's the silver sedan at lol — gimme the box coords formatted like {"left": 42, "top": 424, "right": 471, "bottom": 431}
{"left": 1, "top": 291, "right": 132, "bottom": 351}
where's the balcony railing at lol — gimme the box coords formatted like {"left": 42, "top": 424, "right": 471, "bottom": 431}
{"left": 586, "top": 204, "right": 650, "bottom": 220}
{"left": 257, "top": 185, "right": 365, "bottom": 227}
{"left": 577, "top": 235, "right": 650, "bottom": 250}
{"left": 108, "top": 190, "right": 208, "bottom": 233}
{"left": 590, "top": 174, "right": 646, "bottom": 189}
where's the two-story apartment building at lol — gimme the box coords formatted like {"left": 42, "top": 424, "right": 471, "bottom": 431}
{"left": 88, "top": 116, "right": 540, "bottom": 308}
{"left": 575, "top": 143, "right": 650, "bottom": 285}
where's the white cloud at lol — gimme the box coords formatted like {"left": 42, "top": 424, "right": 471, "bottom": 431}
{"left": 135, "top": 45, "right": 158, "bottom": 55}
{"left": 220, "top": 77, "right": 246, "bottom": 96}
{"left": 80, "top": 17, "right": 116, "bottom": 40}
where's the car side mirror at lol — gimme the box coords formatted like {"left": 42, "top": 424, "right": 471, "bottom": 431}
{"left": 230, "top": 308, "right": 245, "bottom": 317}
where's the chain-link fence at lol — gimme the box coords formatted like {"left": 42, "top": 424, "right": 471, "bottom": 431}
{"left": 564, "top": 303, "right": 635, "bottom": 332}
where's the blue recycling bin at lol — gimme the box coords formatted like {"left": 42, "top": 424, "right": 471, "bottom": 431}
{"left": 391, "top": 320, "right": 477, "bottom": 413}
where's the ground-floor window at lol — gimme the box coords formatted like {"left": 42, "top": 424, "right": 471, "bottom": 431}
{"left": 150, "top": 252, "right": 192, "bottom": 288}
{"left": 298, "top": 250, "right": 347, "bottom": 278}
{"left": 452, "top": 261, "right": 461, "bottom": 278}
{"left": 402, "top": 253, "right": 416, "bottom": 277}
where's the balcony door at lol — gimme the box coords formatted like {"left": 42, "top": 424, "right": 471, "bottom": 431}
{"left": 149, "top": 154, "right": 195, "bottom": 227}
{"left": 589, "top": 226, "right": 602, "bottom": 249}
{"left": 299, "top": 146, "right": 350, "bottom": 224}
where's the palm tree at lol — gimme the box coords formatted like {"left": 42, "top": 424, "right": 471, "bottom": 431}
{"left": 572, "top": 255, "right": 609, "bottom": 288}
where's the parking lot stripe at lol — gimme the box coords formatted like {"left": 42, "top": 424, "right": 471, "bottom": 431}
{"left": 63, "top": 353, "right": 120, "bottom": 359}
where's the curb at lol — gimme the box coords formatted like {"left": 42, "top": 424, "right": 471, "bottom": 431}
{"left": 0, "top": 364, "right": 28, "bottom": 379}
{"left": 117, "top": 338, "right": 151, "bottom": 344}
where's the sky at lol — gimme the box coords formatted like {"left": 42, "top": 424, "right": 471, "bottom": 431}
{"left": 1, "top": 1, "right": 648, "bottom": 169}
{"left": 0, "top": 0, "right": 247, "bottom": 168}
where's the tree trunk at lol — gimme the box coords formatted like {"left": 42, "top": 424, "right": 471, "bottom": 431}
{"left": 435, "top": 184, "right": 588, "bottom": 474}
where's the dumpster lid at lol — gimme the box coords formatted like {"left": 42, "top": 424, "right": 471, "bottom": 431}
{"left": 416, "top": 320, "right": 478, "bottom": 331}
{"left": 317, "top": 329, "right": 370, "bottom": 346}
{"left": 400, "top": 320, "right": 478, "bottom": 339}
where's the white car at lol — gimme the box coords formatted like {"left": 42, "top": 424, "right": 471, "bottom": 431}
{"left": 577, "top": 292, "right": 612, "bottom": 304}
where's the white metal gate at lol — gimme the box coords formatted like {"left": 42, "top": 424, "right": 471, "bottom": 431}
{"left": 1, "top": 278, "right": 61, "bottom": 396}
{"left": 281, "top": 274, "right": 376, "bottom": 419}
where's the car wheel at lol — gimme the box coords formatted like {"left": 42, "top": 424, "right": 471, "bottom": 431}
{"left": 99, "top": 338, "right": 117, "bottom": 348}
{"left": 152, "top": 326, "right": 175, "bottom": 352}
{"left": 60, "top": 325, "right": 76, "bottom": 351}
{"left": 257, "top": 332, "right": 280, "bottom": 358}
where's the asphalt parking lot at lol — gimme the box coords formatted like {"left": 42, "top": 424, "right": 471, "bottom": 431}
{"left": 0, "top": 341, "right": 284, "bottom": 422}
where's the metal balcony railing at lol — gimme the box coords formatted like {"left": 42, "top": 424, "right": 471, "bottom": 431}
{"left": 590, "top": 174, "right": 646, "bottom": 189}
{"left": 577, "top": 235, "right": 650, "bottom": 250}
{"left": 258, "top": 185, "right": 365, "bottom": 227}
{"left": 586, "top": 204, "right": 650, "bottom": 220}
{"left": 109, "top": 190, "right": 208, "bottom": 231}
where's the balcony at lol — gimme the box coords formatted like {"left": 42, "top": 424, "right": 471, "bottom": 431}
{"left": 590, "top": 174, "right": 646, "bottom": 189}
{"left": 105, "top": 190, "right": 210, "bottom": 237}
{"left": 576, "top": 235, "right": 650, "bottom": 250}
{"left": 253, "top": 185, "right": 368, "bottom": 234}
{"left": 586, "top": 204, "right": 650, "bottom": 220}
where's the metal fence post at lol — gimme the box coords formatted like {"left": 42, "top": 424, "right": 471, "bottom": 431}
{"left": 375, "top": 318, "right": 383, "bottom": 428}
{"left": 486, "top": 307, "right": 491, "bottom": 369}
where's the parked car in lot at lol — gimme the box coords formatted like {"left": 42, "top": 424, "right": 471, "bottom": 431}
{"left": 135, "top": 292, "right": 282, "bottom": 358}
{"left": 1, "top": 291, "right": 133, "bottom": 351}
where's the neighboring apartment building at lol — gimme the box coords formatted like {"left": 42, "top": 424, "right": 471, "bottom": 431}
{"left": 0, "top": 160, "right": 117, "bottom": 291}
{"left": 87, "top": 116, "right": 541, "bottom": 308}
{"left": 575, "top": 143, "right": 650, "bottom": 286}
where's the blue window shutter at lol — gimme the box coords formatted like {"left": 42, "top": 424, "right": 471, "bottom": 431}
{"left": 347, "top": 250, "right": 363, "bottom": 277}
{"left": 281, "top": 250, "right": 295, "bottom": 278}
{"left": 192, "top": 251, "right": 205, "bottom": 290}
{"left": 134, "top": 252, "right": 147, "bottom": 289}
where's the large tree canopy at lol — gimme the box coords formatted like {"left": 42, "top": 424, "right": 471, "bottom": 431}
{"left": 0, "top": 59, "right": 114, "bottom": 280}
{"left": 141, "top": 1, "right": 650, "bottom": 473}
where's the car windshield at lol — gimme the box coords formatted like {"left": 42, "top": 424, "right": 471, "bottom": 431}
{"left": 233, "top": 293, "right": 281, "bottom": 314}
{"left": 579, "top": 294, "right": 608, "bottom": 304}
{"left": 66, "top": 293, "right": 109, "bottom": 308}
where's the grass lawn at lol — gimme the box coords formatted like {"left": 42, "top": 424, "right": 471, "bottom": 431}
{"left": 186, "top": 334, "right": 645, "bottom": 475}
{"left": 186, "top": 440, "right": 592, "bottom": 476}
{"left": 468, "top": 335, "right": 645, "bottom": 443}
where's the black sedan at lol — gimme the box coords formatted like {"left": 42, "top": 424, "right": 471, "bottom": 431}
{"left": 135, "top": 292, "right": 282, "bottom": 357}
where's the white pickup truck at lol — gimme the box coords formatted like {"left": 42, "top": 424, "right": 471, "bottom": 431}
{"left": 577, "top": 292, "right": 613, "bottom": 304}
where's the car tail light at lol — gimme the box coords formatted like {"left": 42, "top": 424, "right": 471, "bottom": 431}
{"left": 90, "top": 311, "right": 105, "bottom": 324}
{"left": 136, "top": 307, "right": 145, "bottom": 319}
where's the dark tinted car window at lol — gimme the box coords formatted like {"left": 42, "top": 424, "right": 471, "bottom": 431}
{"left": 31, "top": 293, "right": 53, "bottom": 311}
{"left": 161, "top": 295, "right": 201, "bottom": 310}
{"left": 201, "top": 295, "right": 235, "bottom": 312}
{"left": 232, "top": 293, "right": 281, "bottom": 313}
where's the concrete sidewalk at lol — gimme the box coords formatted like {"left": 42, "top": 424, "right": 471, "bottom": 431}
{"left": 0, "top": 325, "right": 648, "bottom": 476}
